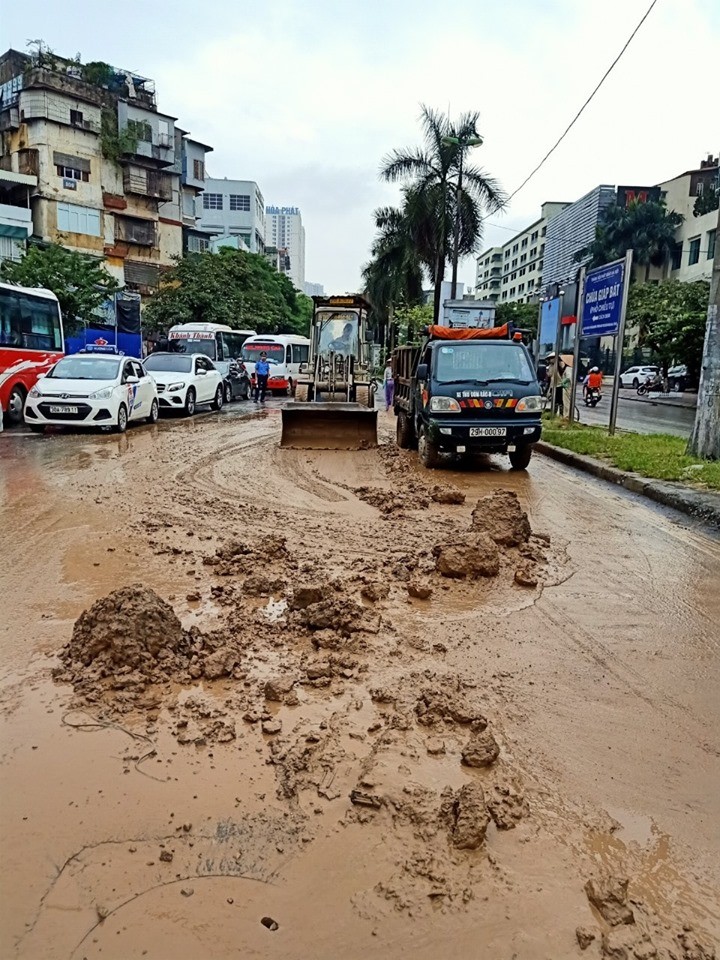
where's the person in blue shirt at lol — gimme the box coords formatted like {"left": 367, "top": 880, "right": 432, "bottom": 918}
{"left": 254, "top": 352, "right": 270, "bottom": 403}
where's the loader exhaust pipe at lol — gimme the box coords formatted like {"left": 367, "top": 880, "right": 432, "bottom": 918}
{"left": 280, "top": 402, "right": 378, "bottom": 450}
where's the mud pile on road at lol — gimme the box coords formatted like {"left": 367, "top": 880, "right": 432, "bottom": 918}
{"left": 55, "top": 585, "right": 247, "bottom": 706}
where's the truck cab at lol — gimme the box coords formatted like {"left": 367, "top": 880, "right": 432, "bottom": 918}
{"left": 394, "top": 324, "right": 543, "bottom": 470}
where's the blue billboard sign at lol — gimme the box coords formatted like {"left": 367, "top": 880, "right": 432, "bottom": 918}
{"left": 538, "top": 297, "right": 560, "bottom": 345}
{"left": 581, "top": 261, "right": 626, "bottom": 337}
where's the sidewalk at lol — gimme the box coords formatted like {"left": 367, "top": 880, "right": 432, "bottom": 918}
{"left": 536, "top": 441, "right": 720, "bottom": 529}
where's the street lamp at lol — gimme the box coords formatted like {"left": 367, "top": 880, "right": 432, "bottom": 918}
{"left": 442, "top": 134, "right": 483, "bottom": 300}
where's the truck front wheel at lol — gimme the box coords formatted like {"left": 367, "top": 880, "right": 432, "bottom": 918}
{"left": 509, "top": 444, "right": 533, "bottom": 470}
{"left": 418, "top": 425, "right": 441, "bottom": 469}
{"left": 396, "top": 411, "right": 415, "bottom": 449}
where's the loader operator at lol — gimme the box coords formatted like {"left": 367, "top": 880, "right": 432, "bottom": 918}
{"left": 327, "top": 321, "right": 356, "bottom": 357}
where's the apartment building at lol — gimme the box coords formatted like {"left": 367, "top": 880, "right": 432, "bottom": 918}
{"left": 0, "top": 48, "right": 212, "bottom": 296}
{"left": 542, "top": 186, "right": 616, "bottom": 287}
{"left": 196, "top": 178, "right": 266, "bottom": 253}
{"left": 475, "top": 201, "right": 569, "bottom": 304}
{"left": 265, "top": 206, "right": 305, "bottom": 288}
{"left": 659, "top": 155, "right": 718, "bottom": 284}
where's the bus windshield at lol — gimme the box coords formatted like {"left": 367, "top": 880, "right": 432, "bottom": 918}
{"left": 168, "top": 337, "right": 217, "bottom": 360}
{"left": 0, "top": 288, "right": 63, "bottom": 352}
{"left": 242, "top": 343, "right": 285, "bottom": 364}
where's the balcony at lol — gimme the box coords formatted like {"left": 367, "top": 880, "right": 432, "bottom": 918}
{"left": 0, "top": 106, "right": 20, "bottom": 131}
{"left": 115, "top": 214, "right": 157, "bottom": 247}
{"left": 123, "top": 167, "right": 173, "bottom": 202}
{"left": 23, "top": 67, "right": 103, "bottom": 107}
{"left": 0, "top": 203, "right": 33, "bottom": 238}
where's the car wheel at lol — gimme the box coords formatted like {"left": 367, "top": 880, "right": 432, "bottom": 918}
{"left": 6, "top": 384, "right": 26, "bottom": 426}
{"left": 147, "top": 398, "right": 159, "bottom": 424}
{"left": 184, "top": 388, "right": 196, "bottom": 417}
{"left": 632, "top": 378, "right": 639, "bottom": 389}
{"left": 509, "top": 444, "right": 533, "bottom": 470}
{"left": 224, "top": 382, "right": 233, "bottom": 404}
{"left": 212, "top": 385, "right": 224, "bottom": 411}
{"left": 418, "top": 425, "right": 440, "bottom": 469}
{"left": 115, "top": 404, "right": 128, "bottom": 433}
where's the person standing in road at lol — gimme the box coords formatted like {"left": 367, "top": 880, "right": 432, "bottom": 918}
{"left": 254, "top": 352, "right": 270, "bottom": 403}
{"left": 383, "top": 358, "right": 394, "bottom": 411}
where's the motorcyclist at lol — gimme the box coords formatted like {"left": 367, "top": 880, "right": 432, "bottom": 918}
{"left": 587, "top": 366, "right": 603, "bottom": 393}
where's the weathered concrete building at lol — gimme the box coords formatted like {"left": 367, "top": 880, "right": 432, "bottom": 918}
{"left": 0, "top": 48, "right": 212, "bottom": 298}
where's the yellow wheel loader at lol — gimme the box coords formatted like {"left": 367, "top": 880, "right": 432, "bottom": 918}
{"left": 280, "top": 295, "right": 378, "bottom": 449}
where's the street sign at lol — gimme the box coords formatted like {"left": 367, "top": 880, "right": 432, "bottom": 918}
{"left": 581, "top": 261, "right": 626, "bottom": 337}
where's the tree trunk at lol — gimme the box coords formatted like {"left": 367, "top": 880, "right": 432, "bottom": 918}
{"left": 433, "top": 251, "right": 445, "bottom": 324}
{"left": 688, "top": 207, "right": 720, "bottom": 459}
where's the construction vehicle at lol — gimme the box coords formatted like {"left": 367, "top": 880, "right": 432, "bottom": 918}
{"left": 280, "top": 295, "right": 378, "bottom": 449}
{"left": 393, "top": 323, "right": 543, "bottom": 470}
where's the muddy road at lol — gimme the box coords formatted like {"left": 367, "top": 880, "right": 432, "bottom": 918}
{"left": 1, "top": 404, "right": 718, "bottom": 960}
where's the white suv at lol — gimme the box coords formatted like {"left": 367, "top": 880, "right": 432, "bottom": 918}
{"left": 144, "top": 352, "right": 224, "bottom": 416}
{"left": 619, "top": 365, "right": 659, "bottom": 389}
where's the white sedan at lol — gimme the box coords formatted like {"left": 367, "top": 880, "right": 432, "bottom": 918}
{"left": 24, "top": 352, "right": 158, "bottom": 433}
{"left": 143, "top": 352, "right": 224, "bottom": 416}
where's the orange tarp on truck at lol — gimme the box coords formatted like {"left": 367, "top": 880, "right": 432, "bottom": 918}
{"left": 426, "top": 324, "right": 510, "bottom": 340}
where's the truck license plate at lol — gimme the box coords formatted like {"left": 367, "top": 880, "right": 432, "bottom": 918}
{"left": 469, "top": 426, "right": 506, "bottom": 437}
{"left": 49, "top": 405, "right": 78, "bottom": 414}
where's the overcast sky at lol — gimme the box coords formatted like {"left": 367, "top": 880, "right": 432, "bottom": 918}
{"left": 2, "top": 0, "right": 718, "bottom": 292}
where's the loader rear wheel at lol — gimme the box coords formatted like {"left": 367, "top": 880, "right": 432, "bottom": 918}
{"left": 355, "top": 385, "right": 372, "bottom": 408}
{"left": 294, "top": 383, "right": 309, "bottom": 402}
{"left": 396, "top": 411, "right": 414, "bottom": 449}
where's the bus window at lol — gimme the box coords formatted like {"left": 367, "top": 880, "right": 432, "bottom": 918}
{"left": 292, "top": 343, "right": 309, "bottom": 364}
{"left": 286, "top": 345, "right": 292, "bottom": 364}
{"left": 0, "top": 289, "right": 62, "bottom": 351}
{"left": 222, "top": 332, "right": 245, "bottom": 360}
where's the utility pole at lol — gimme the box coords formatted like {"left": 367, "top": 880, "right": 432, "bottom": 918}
{"left": 688, "top": 206, "right": 720, "bottom": 459}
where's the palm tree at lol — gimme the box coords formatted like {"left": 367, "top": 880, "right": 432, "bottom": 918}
{"left": 579, "top": 199, "right": 684, "bottom": 280}
{"left": 380, "top": 105, "right": 506, "bottom": 321}
{"left": 362, "top": 194, "right": 425, "bottom": 348}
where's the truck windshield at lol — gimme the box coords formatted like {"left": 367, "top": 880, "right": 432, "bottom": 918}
{"left": 435, "top": 343, "right": 535, "bottom": 384}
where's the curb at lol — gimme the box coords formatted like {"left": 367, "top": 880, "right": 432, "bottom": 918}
{"left": 535, "top": 441, "right": 720, "bottom": 529}
{"left": 619, "top": 394, "right": 697, "bottom": 410}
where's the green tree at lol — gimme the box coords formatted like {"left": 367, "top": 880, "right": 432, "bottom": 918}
{"left": 380, "top": 106, "right": 506, "bottom": 323}
{"left": 579, "top": 199, "right": 683, "bottom": 279}
{"left": 495, "top": 301, "right": 539, "bottom": 339}
{"left": 626, "top": 279, "right": 710, "bottom": 380}
{"left": 694, "top": 186, "right": 718, "bottom": 218}
{"left": 393, "top": 302, "right": 434, "bottom": 346}
{"left": 0, "top": 242, "right": 120, "bottom": 334}
{"left": 143, "top": 247, "right": 311, "bottom": 336}
{"left": 362, "top": 191, "right": 425, "bottom": 346}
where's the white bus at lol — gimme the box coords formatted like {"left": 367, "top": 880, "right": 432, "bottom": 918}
{"left": 241, "top": 334, "right": 311, "bottom": 396}
{"left": 166, "top": 322, "right": 256, "bottom": 401}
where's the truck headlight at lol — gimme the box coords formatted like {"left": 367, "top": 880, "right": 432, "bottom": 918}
{"left": 429, "top": 396, "right": 461, "bottom": 413}
{"left": 168, "top": 382, "right": 186, "bottom": 392}
{"left": 89, "top": 387, "right": 113, "bottom": 399}
{"left": 515, "top": 395, "right": 542, "bottom": 413}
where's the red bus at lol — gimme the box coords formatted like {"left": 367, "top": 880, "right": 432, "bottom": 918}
{"left": 0, "top": 282, "right": 64, "bottom": 426}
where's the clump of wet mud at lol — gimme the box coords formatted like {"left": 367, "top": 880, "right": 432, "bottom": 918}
{"left": 55, "top": 585, "right": 244, "bottom": 706}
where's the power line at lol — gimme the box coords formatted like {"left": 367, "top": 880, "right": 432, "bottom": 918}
{"left": 506, "top": 0, "right": 660, "bottom": 204}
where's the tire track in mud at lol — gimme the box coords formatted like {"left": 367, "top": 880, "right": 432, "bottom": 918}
{"left": 534, "top": 605, "right": 719, "bottom": 758}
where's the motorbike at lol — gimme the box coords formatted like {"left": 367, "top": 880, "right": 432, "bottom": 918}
{"left": 583, "top": 386, "right": 602, "bottom": 407}
{"left": 637, "top": 373, "right": 663, "bottom": 396}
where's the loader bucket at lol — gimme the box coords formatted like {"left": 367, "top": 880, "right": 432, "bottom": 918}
{"left": 280, "top": 402, "right": 378, "bottom": 450}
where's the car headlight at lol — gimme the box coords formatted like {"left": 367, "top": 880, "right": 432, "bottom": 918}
{"left": 28, "top": 386, "right": 41, "bottom": 399}
{"left": 89, "top": 387, "right": 113, "bottom": 400}
{"left": 429, "top": 396, "right": 461, "bottom": 413}
{"left": 168, "top": 382, "right": 186, "bottom": 392}
{"left": 515, "top": 395, "right": 542, "bottom": 413}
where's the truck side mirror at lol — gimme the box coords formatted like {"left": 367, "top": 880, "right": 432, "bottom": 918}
{"left": 417, "top": 363, "right": 429, "bottom": 380}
